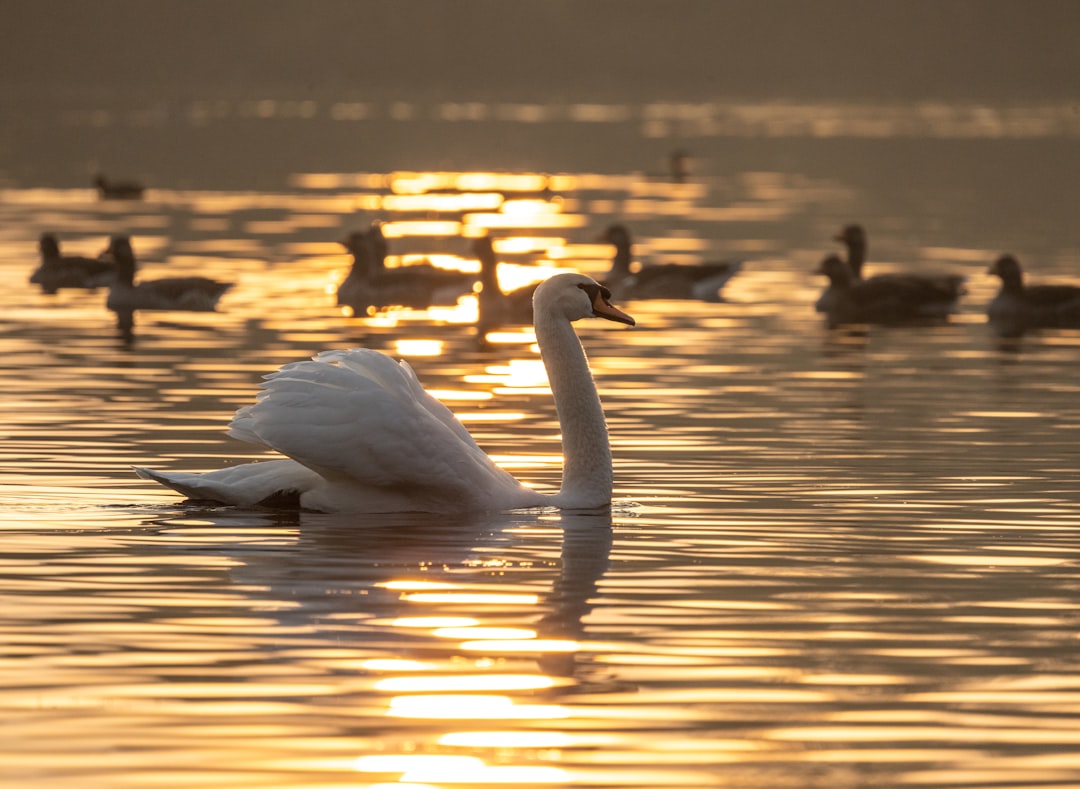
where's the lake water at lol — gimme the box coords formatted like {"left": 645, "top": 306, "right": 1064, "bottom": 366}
{"left": 2, "top": 97, "right": 1080, "bottom": 788}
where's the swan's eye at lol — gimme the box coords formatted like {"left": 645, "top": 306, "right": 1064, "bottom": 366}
{"left": 577, "top": 282, "right": 614, "bottom": 304}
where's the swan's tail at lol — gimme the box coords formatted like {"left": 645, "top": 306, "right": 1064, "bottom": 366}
{"left": 135, "top": 460, "right": 320, "bottom": 507}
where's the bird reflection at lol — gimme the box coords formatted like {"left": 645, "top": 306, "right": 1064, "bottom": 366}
{"left": 147, "top": 505, "right": 620, "bottom": 695}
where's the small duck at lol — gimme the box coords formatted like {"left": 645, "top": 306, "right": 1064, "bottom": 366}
{"left": 473, "top": 234, "right": 540, "bottom": 334}
{"left": 104, "top": 236, "right": 232, "bottom": 313}
{"left": 30, "top": 233, "right": 115, "bottom": 293}
{"left": 337, "top": 225, "right": 476, "bottom": 312}
{"left": 815, "top": 254, "right": 961, "bottom": 327}
{"left": 826, "top": 223, "right": 965, "bottom": 311}
{"left": 601, "top": 224, "right": 741, "bottom": 302}
{"left": 93, "top": 173, "right": 145, "bottom": 200}
{"left": 987, "top": 255, "right": 1080, "bottom": 337}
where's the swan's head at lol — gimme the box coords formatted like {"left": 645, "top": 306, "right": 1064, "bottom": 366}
{"left": 534, "top": 273, "right": 635, "bottom": 326}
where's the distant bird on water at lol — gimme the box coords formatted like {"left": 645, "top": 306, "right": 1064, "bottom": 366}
{"left": 103, "top": 236, "right": 232, "bottom": 313}
{"left": 337, "top": 224, "right": 476, "bottom": 313}
{"left": 30, "top": 233, "right": 115, "bottom": 294}
{"left": 987, "top": 254, "right": 1080, "bottom": 337}
{"left": 601, "top": 223, "right": 741, "bottom": 302}
{"left": 94, "top": 173, "right": 145, "bottom": 200}
{"left": 473, "top": 234, "right": 540, "bottom": 334}
{"left": 814, "top": 254, "right": 960, "bottom": 327}
{"left": 820, "top": 223, "right": 965, "bottom": 314}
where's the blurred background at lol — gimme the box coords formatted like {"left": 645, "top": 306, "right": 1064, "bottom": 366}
{"left": 3, "top": 0, "right": 1079, "bottom": 188}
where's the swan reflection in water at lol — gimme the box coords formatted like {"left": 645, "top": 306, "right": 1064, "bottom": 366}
{"left": 152, "top": 506, "right": 620, "bottom": 697}
{"left": 145, "top": 504, "right": 622, "bottom": 783}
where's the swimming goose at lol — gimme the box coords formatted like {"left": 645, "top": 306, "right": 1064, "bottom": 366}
{"left": 825, "top": 223, "right": 965, "bottom": 311}
{"left": 815, "top": 254, "right": 961, "bottom": 327}
{"left": 337, "top": 225, "right": 476, "bottom": 312}
{"left": 601, "top": 224, "right": 741, "bottom": 301}
{"left": 136, "top": 273, "right": 635, "bottom": 513}
{"left": 93, "top": 173, "right": 145, "bottom": 200}
{"left": 474, "top": 234, "right": 540, "bottom": 333}
{"left": 103, "top": 236, "right": 232, "bottom": 313}
{"left": 30, "top": 233, "right": 115, "bottom": 293}
{"left": 987, "top": 255, "right": 1080, "bottom": 337}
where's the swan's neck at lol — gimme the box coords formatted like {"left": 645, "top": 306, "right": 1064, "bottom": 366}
{"left": 534, "top": 313, "right": 612, "bottom": 508}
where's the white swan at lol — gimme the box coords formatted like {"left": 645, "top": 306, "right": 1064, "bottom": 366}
{"left": 136, "top": 273, "right": 635, "bottom": 513}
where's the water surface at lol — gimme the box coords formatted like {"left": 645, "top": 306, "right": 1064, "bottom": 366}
{"left": 2, "top": 104, "right": 1080, "bottom": 788}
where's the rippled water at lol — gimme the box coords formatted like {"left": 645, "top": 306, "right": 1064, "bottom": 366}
{"left": 2, "top": 105, "right": 1080, "bottom": 788}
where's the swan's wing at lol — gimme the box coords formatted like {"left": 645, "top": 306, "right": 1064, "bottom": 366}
{"left": 226, "top": 349, "right": 523, "bottom": 507}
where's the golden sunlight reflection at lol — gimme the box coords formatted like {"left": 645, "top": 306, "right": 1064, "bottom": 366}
{"left": 431, "top": 626, "right": 537, "bottom": 640}
{"left": 389, "top": 617, "right": 480, "bottom": 628}
{"left": 438, "top": 731, "right": 575, "bottom": 749}
{"left": 355, "top": 753, "right": 568, "bottom": 784}
{"left": 374, "top": 674, "right": 557, "bottom": 692}
{"left": 381, "top": 192, "right": 503, "bottom": 213}
{"left": 401, "top": 592, "right": 541, "bottom": 605}
{"left": 380, "top": 220, "right": 462, "bottom": 238}
{"left": 464, "top": 212, "right": 586, "bottom": 230}
{"left": 386, "top": 694, "right": 568, "bottom": 720}
{"left": 459, "top": 639, "right": 579, "bottom": 653}
{"left": 500, "top": 197, "right": 563, "bottom": 216}
{"left": 392, "top": 339, "right": 443, "bottom": 357}
{"left": 381, "top": 581, "right": 458, "bottom": 591}
{"left": 360, "top": 659, "right": 433, "bottom": 672}
{"left": 466, "top": 358, "right": 548, "bottom": 390}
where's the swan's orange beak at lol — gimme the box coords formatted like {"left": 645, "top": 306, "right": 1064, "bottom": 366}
{"left": 591, "top": 289, "right": 635, "bottom": 326}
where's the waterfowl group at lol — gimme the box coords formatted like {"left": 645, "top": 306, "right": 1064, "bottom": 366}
{"left": 816, "top": 224, "right": 966, "bottom": 326}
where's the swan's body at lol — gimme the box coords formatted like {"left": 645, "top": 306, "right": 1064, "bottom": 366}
{"left": 137, "top": 273, "right": 634, "bottom": 513}
{"left": 94, "top": 173, "right": 145, "bottom": 200}
{"left": 30, "top": 233, "right": 115, "bottom": 293}
{"left": 474, "top": 234, "right": 539, "bottom": 334}
{"left": 819, "top": 224, "right": 965, "bottom": 314}
{"left": 815, "top": 255, "right": 960, "bottom": 327}
{"left": 338, "top": 225, "right": 476, "bottom": 312}
{"left": 104, "top": 236, "right": 232, "bottom": 313}
{"left": 988, "top": 255, "right": 1080, "bottom": 337}
{"left": 602, "top": 224, "right": 741, "bottom": 301}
